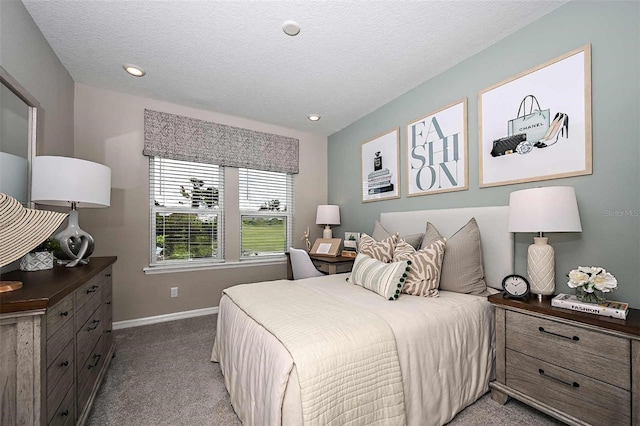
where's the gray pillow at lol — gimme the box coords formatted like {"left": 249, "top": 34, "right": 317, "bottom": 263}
{"left": 421, "top": 218, "right": 486, "bottom": 295}
{"left": 372, "top": 220, "right": 424, "bottom": 250}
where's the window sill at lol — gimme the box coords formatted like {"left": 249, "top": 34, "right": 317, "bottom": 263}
{"left": 143, "top": 256, "right": 286, "bottom": 275}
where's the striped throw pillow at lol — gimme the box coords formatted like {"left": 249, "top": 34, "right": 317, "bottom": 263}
{"left": 393, "top": 238, "right": 446, "bottom": 297}
{"left": 349, "top": 253, "right": 409, "bottom": 300}
{"left": 358, "top": 233, "right": 397, "bottom": 263}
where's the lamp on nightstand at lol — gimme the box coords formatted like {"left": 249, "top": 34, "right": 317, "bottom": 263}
{"left": 507, "top": 186, "right": 582, "bottom": 301}
{"left": 316, "top": 205, "right": 340, "bottom": 239}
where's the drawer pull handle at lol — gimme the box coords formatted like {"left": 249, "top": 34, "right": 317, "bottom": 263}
{"left": 105, "top": 329, "right": 112, "bottom": 333}
{"left": 106, "top": 301, "right": 112, "bottom": 305}
{"left": 60, "top": 311, "right": 69, "bottom": 317}
{"left": 88, "top": 354, "right": 102, "bottom": 369}
{"left": 87, "top": 319, "right": 101, "bottom": 331}
{"left": 60, "top": 360, "right": 69, "bottom": 367}
{"left": 87, "top": 285, "right": 100, "bottom": 294}
{"left": 538, "top": 326, "right": 579, "bottom": 341}
{"left": 60, "top": 410, "right": 69, "bottom": 417}
{"left": 106, "top": 273, "right": 112, "bottom": 277}
{"left": 538, "top": 369, "right": 579, "bottom": 388}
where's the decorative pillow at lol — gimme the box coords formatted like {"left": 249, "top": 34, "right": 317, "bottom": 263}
{"left": 393, "top": 238, "right": 446, "bottom": 297}
{"left": 358, "top": 232, "right": 397, "bottom": 263}
{"left": 372, "top": 220, "right": 424, "bottom": 250}
{"left": 421, "top": 218, "right": 486, "bottom": 295}
{"left": 349, "top": 253, "right": 409, "bottom": 300}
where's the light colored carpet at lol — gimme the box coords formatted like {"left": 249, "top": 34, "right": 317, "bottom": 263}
{"left": 87, "top": 314, "right": 562, "bottom": 426}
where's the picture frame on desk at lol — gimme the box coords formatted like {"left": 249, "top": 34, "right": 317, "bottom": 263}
{"left": 310, "top": 238, "right": 342, "bottom": 257}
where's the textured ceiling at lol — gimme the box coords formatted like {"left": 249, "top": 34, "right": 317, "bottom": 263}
{"left": 22, "top": 0, "right": 566, "bottom": 136}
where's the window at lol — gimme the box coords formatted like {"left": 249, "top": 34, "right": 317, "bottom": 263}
{"left": 150, "top": 157, "right": 223, "bottom": 265}
{"left": 239, "top": 168, "right": 294, "bottom": 258}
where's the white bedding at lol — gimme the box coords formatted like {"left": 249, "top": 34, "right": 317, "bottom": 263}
{"left": 212, "top": 273, "right": 496, "bottom": 426}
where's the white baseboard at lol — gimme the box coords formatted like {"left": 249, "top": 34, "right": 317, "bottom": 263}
{"left": 113, "top": 306, "right": 219, "bottom": 330}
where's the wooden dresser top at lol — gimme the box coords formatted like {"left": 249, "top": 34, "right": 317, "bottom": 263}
{"left": 0, "top": 256, "right": 117, "bottom": 314}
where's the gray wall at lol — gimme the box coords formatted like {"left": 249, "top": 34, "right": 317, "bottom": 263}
{"left": 0, "top": 0, "right": 74, "bottom": 156}
{"left": 328, "top": 1, "right": 640, "bottom": 307}
{"left": 74, "top": 83, "right": 328, "bottom": 322}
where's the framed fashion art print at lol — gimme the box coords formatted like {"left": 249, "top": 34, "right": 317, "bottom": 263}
{"left": 478, "top": 44, "right": 592, "bottom": 188}
{"left": 361, "top": 128, "right": 400, "bottom": 203}
{"left": 406, "top": 99, "right": 468, "bottom": 196}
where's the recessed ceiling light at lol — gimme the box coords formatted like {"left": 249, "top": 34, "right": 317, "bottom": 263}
{"left": 308, "top": 114, "right": 321, "bottom": 122}
{"left": 282, "top": 20, "right": 300, "bottom": 36}
{"left": 123, "top": 64, "right": 146, "bottom": 77}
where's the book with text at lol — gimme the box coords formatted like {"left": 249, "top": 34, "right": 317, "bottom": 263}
{"left": 551, "top": 293, "right": 629, "bottom": 319}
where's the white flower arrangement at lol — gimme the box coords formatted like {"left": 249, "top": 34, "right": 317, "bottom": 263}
{"left": 567, "top": 266, "right": 618, "bottom": 293}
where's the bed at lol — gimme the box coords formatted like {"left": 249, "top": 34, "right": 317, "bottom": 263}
{"left": 212, "top": 206, "right": 513, "bottom": 426}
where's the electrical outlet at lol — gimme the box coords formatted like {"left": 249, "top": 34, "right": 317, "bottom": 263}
{"left": 171, "top": 287, "right": 178, "bottom": 298}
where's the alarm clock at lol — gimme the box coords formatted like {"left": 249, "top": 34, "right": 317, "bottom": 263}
{"left": 502, "top": 274, "right": 530, "bottom": 299}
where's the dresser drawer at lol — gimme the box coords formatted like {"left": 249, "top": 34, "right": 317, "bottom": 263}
{"left": 75, "top": 268, "right": 110, "bottom": 309}
{"left": 76, "top": 304, "right": 104, "bottom": 359}
{"left": 75, "top": 284, "right": 103, "bottom": 332}
{"left": 46, "top": 294, "right": 73, "bottom": 340}
{"left": 77, "top": 335, "right": 106, "bottom": 415}
{"left": 45, "top": 354, "right": 74, "bottom": 425}
{"left": 46, "top": 317, "right": 73, "bottom": 368}
{"left": 506, "top": 349, "right": 630, "bottom": 426}
{"left": 47, "top": 383, "right": 74, "bottom": 426}
{"left": 505, "top": 310, "right": 630, "bottom": 389}
{"left": 46, "top": 339, "right": 74, "bottom": 396}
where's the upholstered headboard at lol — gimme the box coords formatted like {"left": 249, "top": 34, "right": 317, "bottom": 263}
{"left": 380, "top": 206, "right": 513, "bottom": 290}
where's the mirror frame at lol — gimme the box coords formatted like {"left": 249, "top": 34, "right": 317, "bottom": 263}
{"left": 1, "top": 66, "right": 42, "bottom": 207}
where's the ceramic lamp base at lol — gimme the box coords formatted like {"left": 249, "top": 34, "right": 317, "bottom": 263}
{"left": 527, "top": 237, "right": 555, "bottom": 297}
{"left": 323, "top": 226, "right": 333, "bottom": 239}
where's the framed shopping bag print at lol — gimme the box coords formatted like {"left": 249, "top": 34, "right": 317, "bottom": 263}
{"left": 406, "top": 98, "right": 468, "bottom": 196}
{"left": 361, "top": 128, "right": 400, "bottom": 203}
{"left": 478, "top": 44, "right": 592, "bottom": 188}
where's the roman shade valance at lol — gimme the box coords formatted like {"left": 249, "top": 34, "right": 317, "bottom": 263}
{"left": 143, "top": 109, "right": 299, "bottom": 174}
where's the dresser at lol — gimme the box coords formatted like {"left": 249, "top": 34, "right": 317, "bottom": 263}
{"left": 489, "top": 293, "right": 640, "bottom": 426}
{"left": 0, "top": 256, "right": 117, "bottom": 426}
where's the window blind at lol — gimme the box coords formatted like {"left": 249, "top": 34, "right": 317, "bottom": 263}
{"left": 239, "top": 168, "right": 294, "bottom": 258}
{"left": 150, "top": 157, "right": 224, "bottom": 265}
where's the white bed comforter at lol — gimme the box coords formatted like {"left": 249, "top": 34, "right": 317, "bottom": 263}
{"left": 212, "top": 274, "right": 495, "bottom": 426}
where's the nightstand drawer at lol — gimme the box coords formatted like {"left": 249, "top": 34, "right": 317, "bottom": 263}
{"left": 506, "top": 310, "right": 630, "bottom": 389}
{"left": 506, "top": 349, "right": 630, "bottom": 426}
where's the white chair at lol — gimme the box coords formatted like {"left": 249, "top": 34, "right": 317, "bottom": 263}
{"left": 289, "top": 247, "right": 324, "bottom": 280}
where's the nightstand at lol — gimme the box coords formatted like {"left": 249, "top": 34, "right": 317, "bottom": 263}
{"left": 488, "top": 293, "right": 640, "bottom": 426}
{"left": 285, "top": 253, "right": 354, "bottom": 280}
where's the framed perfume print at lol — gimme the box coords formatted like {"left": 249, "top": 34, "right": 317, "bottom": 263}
{"left": 361, "top": 128, "right": 400, "bottom": 203}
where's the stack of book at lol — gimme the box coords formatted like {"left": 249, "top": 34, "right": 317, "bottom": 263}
{"left": 551, "top": 293, "right": 629, "bottom": 319}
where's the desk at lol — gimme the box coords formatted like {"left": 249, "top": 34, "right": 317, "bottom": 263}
{"left": 286, "top": 253, "right": 355, "bottom": 280}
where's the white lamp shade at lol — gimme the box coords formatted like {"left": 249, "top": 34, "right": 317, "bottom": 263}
{"left": 316, "top": 204, "right": 340, "bottom": 225}
{"left": 0, "top": 152, "right": 28, "bottom": 203}
{"left": 31, "top": 156, "right": 111, "bottom": 208}
{"left": 508, "top": 186, "right": 582, "bottom": 233}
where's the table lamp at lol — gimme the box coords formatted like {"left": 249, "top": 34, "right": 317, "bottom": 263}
{"left": 507, "top": 186, "right": 582, "bottom": 301}
{"left": 31, "top": 156, "right": 111, "bottom": 267}
{"left": 316, "top": 205, "right": 340, "bottom": 239}
{"left": 0, "top": 193, "right": 67, "bottom": 292}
